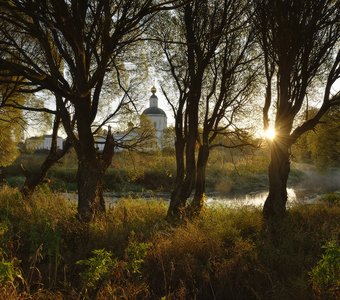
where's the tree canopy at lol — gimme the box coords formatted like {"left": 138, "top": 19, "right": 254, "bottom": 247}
{"left": 253, "top": 0, "right": 340, "bottom": 218}
{"left": 0, "top": 0, "right": 182, "bottom": 220}
{"left": 0, "top": 81, "right": 25, "bottom": 167}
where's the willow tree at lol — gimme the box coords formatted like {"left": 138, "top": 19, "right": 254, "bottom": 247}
{"left": 190, "top": 37, "right": 259, "bottom": 214}
{"left": 152, "top": 0, "right": 257, "bottom": 219}
{"left": 307, "top": 107, "right": 340, "bottom": 170}
{"left": 0, "top": 0, "right": 181, "bottom": 221}
{"left": 152, "top": 0, "right": 231, "bottom": 219}
{"left": 253, "top": 0, "right": 340, "bottom": 218}
{"left": 0, "top": 80, "right": 25, "bottom": 167}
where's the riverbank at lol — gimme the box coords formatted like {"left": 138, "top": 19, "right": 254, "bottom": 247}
{"left": 3, "top": 151, "right": 309, "bottom": 195}
{"left": 0, "top": 187, "right": 339, "bottom": 299}
{"left": 61, "top": 186, "right": 339, "bottom": 211}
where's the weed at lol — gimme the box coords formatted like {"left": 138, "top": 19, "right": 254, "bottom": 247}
{"left": 77, "top": 249, "right": 117, "bottom": 292}
{"left": 0, "top": 256, "right": 23, "bottom": 287}
{"left": 310, "top": 240, "right": 340, "bottom": 299}
{"left": 125, "top": 240, "right": 151, "bottom": 276}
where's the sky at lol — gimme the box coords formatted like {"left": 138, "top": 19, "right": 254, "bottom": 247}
{"left": 24, "top": 75, "right": 339, "bottom": 140}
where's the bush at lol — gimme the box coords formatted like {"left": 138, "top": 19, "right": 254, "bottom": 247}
{"left": 125, "top": 240, "right": 151, "bottom": 276}
{"left": 318, "top": 192, "right": 340, "bottom": 206}
{"left": 0, "top": 232, "right": 24, "bottom": 292}
{"left": 77, "top": 249, "right": 117, "bottom": 292}
{"left": 310, "top": 241, "right": 340, "bottom": 299}
{"left": 6, "top": 176, "right": 25, "bottom": 188}
{"left": 0, "top": 256, "right": 23, "bottom": 287}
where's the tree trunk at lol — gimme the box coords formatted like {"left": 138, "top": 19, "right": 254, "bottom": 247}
{"left": 77, "top": 158, "right": 105, "bottom": 221}
{"left": 263, "top": 140, "right": 290, "bottom": 219}
{"left": 21, "top": 147, "right": 72, "bottom": 198}
{"left": 167, "top": 118, "right": 197, "bottom": 221}
{"left": 167, "top": 176, "right": 197, "bottom": 222}
{"left": 189, "top": 144, "right": 209, "bottom": 216}
{"left": 168, "top": 173, "right": 195, "bottom": 220}
{"left": 74, "top": 99, "right": 106, "bottom": 221}
{"left": 21, "top": 116, "right": 72, "bottom": 198}
{"left": 21, "top": 166, "right": 51, "bottom": 198}
{"left": 167, "top": 137, "right": 186, "bottom": 219}
{"left": 0, "top": 168, "right": 5, "bottom": 186}
{"left": 75, "top": 118, "right": 115, "bottom": 221}
{"left": 174, "top": 137, "right": 185, "bottom": 188}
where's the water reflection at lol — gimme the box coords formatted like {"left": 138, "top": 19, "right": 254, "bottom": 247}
{"left": 63, "top": 187, "right": 324, "bottom": 209}
{"left": 206, "top": 188, "right": 297, "bottom": 208}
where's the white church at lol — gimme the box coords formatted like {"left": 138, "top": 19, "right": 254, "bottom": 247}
{"left": 142, "top": 86, "right": 167, "bottom": 141}
{"left": 25, "top": 87, "right": 168, "bottom": 152}
{"left": 95, "top": 86, "right": 168, "bottom": 151}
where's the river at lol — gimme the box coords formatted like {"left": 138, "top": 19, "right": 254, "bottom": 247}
{"left": 62, "top": 187, "right": 324, "bottom": 208}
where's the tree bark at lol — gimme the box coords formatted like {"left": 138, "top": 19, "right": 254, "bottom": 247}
{"left": 167, "top": 96, "right": 199, "bottom": 221}
{"left": 21, "top": 149, "right": 72, "bottom": 197}
{"left": 167, "top": 137, "right": 186, "bottom": 219}
{"left": 75, "top": 106, "right": 115, "bottom": 221}
{"left": 74, "top": 98, "right": 107, "bottom": 221}
{"left": 21, "top": 158, "right": 57, "bottom": 199}
{"left": 77, "top": 158, "right": 105, "bottom": 221}
{"left": 263, "top": 140, "right": 290, "bottom": 219}
{"left": 21, "top": 115, "right": 72, "bottom": 198}
{"left": 189, "top": 144, "right": 209, "bottom": 216}
{"left": 167, "top": 131, "right": 198, "bottom": 220}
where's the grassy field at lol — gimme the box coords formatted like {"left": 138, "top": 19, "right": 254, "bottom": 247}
{"left": 0, "top": 187, "right": 339, "bottom": 299}
{"left": 3, "top": 149, "right": 305, "bottom": 195}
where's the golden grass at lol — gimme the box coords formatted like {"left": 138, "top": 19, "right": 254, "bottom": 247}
{"left": 0, "top": 187, "right": 339, "bottom": 299}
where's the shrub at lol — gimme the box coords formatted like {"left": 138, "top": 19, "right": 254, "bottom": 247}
{"left": 6, "top": 176, "right": 25, "bottom": 188}
{"left": 125, "top": 240, "right": 151, "bottom": 276}
{"left": 0, "top": 242, "right": 24, "bottom": 291}
{"left": 310, "top": 241, "right": 340, "bottom": 299}
{"left": 77, "top": 249, "right": 117, "bottom": 292}
{"left": 318, "top": 193, "right": 340, "bottom": 206}
{"left": 0, "top": 257, "right": 23, "bottom": 287}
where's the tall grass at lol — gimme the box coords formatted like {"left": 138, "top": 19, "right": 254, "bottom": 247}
{"left": 4, "top": 149, "right": 306, "bottom": 194}
{"left": 0, "top": 186, "right": 339, "bottom": 299}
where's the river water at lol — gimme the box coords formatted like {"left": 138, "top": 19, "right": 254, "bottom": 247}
{"left": 62, "top": 187, "right": 322, "bottom": 208}
{"left": 206, "top": 188, "right": 298, "bottom": 208}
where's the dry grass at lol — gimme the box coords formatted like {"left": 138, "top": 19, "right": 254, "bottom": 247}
{"left": 0, "top": 186, "right": 339, "bottom": 299}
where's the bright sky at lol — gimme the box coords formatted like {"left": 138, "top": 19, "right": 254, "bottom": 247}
{"left": 24, "top": 75, "right": 339, "bottom": 140}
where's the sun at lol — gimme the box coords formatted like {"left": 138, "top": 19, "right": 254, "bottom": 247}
{"left": 264, "top": 127, "right": 276, "bottom": 140}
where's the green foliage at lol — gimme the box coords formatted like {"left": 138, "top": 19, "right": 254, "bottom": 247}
{"left": 319, "top": 192, "right": 340, "bottom": 206}
{"left": 0, "top": 222, "right": 8, "bottom": 240}
{"left": 0, "top": 130, "right": 19, "bottom": 168}
{"left": 0, "top": 257, "right": 23, "bottom": 287}
{"left": 293, "top": 108, "right": 340, "bottom": 170}
{"left": 308, "top": 109, "right": 340, "bottom": 170}
{"left": 125, "top": 240, "right": 151, "bottom": 276}
{"left": 2, "top": 146, "right": 290, "bottom": 194}
{"left": 310, "top": 241, "right": 340, "bottom": 298}
{"left": 135, "top": 115, "right": 159, "bottom": 151}
{"left": 160, "top": 126, "right": 175, "bottom": 152}
{"left": 6, "top": 176, "right": 25, "bottom": 188}
{"left": 77, "top": 249, "right": 117, "bottom": 291}
{"left": 0, "top": 241, "right": 23, "bottom": 288}
{"left": 292, "top": 131, "right": 312, "bottom": 163}
{"left": 0, "top": 84, "right": 25, "bottom": 167}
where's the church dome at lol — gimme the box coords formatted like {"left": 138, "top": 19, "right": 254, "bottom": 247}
{"left": 142, "top": 106, "right": 167, "bottom": 116}
{"left": 142, "top": 86, "right": 167, "bottom": 117}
